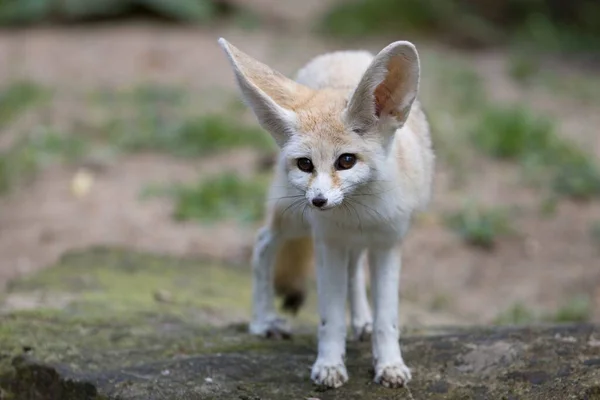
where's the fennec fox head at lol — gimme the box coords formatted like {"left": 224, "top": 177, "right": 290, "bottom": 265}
{"left": 218, "top": 38, "right": 420, "bottom": 210}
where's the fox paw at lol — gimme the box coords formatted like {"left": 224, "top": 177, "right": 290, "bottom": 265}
{"left": 249, "top": 316, "right": 291, "bottom": 339}
{"left": 311, "top": 360, "right": 348, "bottom": 388}
{"left": 374, "top": 362, "right": 411, "bottom": 388}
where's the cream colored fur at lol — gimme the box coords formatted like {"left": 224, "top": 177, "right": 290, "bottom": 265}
{"left": 218, "top": 38, "right": 435, "bottom": 389}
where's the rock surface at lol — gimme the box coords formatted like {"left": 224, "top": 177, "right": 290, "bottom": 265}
{"left": 1, "top": 248, "right": 599, "bottom": 399}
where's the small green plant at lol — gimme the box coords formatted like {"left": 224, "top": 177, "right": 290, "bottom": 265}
{"left": 26, "top": 130, "right": 89, "bottom": 164}
{"left": 319, "top": 0, "right": 600, "bottom": 54}
{"left": 0, "top": 143, "right": 38, "bottom": 194}
{"left": 545, "top": 294, "right": 592, "bottom": 323}
{"left": 0, "top": 129, "right": 88, "bottom": 194}
{"left": 446, "top": 205, "right": 513, "bottom": 249}
{"left": 0, "top": 81, "right": 47, "bottom": 127}
{"left": 101, "top": 85, "right": 273, "bottom": 157}
{"left": 551, "top": 157, "right": 600, "bottom": 200}
{"left": 442, "top": 66, "right": 486, "bottom": 112}
{"left": 507, "top": 54, "right": 540, "bottom": 84}
{"left": 470, "top": 104, "right": 555, "bottom": 160}
{"left": 470, "top": 103, "right": 600, "bottom": 199}
{"left": 591, "top": 221, "right": 600, "bottom": 245}
{"left": 494, "top": 302, "right": 536, "bottom": 325}
{"left": 172, "top": 172, "right": 269, "bottom": 224}
{"left": 0, "top": 0, "right": 224, "bottom": 25}
{"left": 110, "top": 113, "right": 273, "bottom": 157}
{"left": 429, "top": 293, "right": 452, "bottom": 312}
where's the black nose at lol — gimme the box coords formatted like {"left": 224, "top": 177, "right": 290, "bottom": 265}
{"left": 312, "top": 196, "right": 328, "bottom": 208}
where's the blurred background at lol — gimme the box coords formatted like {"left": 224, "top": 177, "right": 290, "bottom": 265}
{"left": 0, "top": 0, "right": 599, "bottom": 328}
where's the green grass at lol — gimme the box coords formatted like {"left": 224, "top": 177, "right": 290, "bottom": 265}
{"left": 470, "top": 103, "right": 600, "bottom": 199}
{"left": 445, "top": 205, "right": 513, "bottom": 250}
{"left": 110, "top": 113, "right": 274, "bottom": 157}
{"left": 0, "top": 81, "right": 47, "bottom": 127}
{"left": 470, "top": 104, "right": 556, "bottom": 160}
{"left": 98, "top": 85, "right": 274, "bottom": 157}
{"left": 171, "top": 172, "right": 269, "bottom": 224}
{"left": 0, "top": 143, "right": 38, "bottom": 194}
{"left": 545, "top": 294, "right": 592, "bottom": 323}
{"left": 508, "top": 53, "right": 600, "bottom": 104}
{"left": 493, "top": 302, "right": 536, "bottom": 325}
{"left": 494, "top": 295, "right": 592, "bottom": 326}
{"left": 319, "top": 0, "right": 497, "bottom": 47}
{"left": 0, "top": 129, "right": 88, "bottom": 194}
{"left": 319, "top": 0, "right": 600, "bottom": 55}
{"left": 507, "top": 54, "right": 540, "bottom": 84}
{"left": 591, "top": 221, "right": 600, "bottom": 245}
{"left": 440, "top": 66, "right": 486, "bottom": 113}
{"left": 429, "top": 293, "right": 452, "bottom": 312}
{"left": 0, "top": 0, "right": 223, "bottom": 25}
{"left": 0, "top": 84, "right": 275, "bottom": 195}
{"left": 551, "top": 156, "right": 600, "bottom": 200}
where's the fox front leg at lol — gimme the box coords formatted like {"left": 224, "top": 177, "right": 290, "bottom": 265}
{"left": 311, "top": 242, "right": 349, "bottom": 388}
{"left": 369, "top": 247, "right": 411, "bottom": 388}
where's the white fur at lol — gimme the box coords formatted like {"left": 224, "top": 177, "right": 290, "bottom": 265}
{"left": 295, "top": 50, "right": 374, "bottom": 90}
{"left": 249, "top": 227, "right": 291, "bottom": 338}
{"left": 369, "top": 248, "right": 411, "bottom": 387}
{"left": 348, "top": 250, "right": 372, "bottom": 341}
{"left": 219, "top": 38, "right": 434, "bottom": 389}
{"left": 311, "top": 242, "right": 349, "bottom": 388}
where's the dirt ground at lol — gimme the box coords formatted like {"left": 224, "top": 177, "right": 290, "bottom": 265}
{"left": 1, "top": 1, "right": 599, "bottom": 326}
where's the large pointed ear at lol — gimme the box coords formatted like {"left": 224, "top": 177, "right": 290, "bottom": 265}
{"left": 345, "top": 41, "right": 420, "bottom": 135}
{"left": 218, "top": 38, "right": 314, "bottom": 147}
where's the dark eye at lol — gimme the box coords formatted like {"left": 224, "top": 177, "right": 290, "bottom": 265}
{"left": 297, "top": 157, "right": 314, "bottom": 173}
{"left": 336, "top": 153, "right": 357, "bottom": 170}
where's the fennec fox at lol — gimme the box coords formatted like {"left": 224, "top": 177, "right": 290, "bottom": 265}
{"left": 218, "top": 38, "right": 434, "bottom": 389}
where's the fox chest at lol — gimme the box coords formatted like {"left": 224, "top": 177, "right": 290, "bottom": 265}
{"left": 312, "top": 214, "right": 411, "bottom": 248}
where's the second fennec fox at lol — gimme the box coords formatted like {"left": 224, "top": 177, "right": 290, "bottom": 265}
{"left": 218, "top": 38, "right": 435, "bottom": 389}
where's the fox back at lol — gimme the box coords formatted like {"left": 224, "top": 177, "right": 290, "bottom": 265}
{"left": 219, "top": 39, "right": 434, "bottom": 312}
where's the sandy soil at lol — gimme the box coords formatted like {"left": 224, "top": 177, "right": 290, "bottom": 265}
{"left": 1, "top": 2, "right": 599, "bottom": 325}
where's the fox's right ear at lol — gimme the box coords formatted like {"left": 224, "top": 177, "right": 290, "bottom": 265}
{"left": 346, "top": 41, "right": 420, "bottom": 137}
{"left": 218, "top": 38, "right": 313, "bottom": 147}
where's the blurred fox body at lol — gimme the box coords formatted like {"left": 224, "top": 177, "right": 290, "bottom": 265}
{"left": 219, "top": 38, "right": 434, "bottom": 389}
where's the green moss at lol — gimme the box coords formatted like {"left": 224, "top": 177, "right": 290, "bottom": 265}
{"left": 7, "top": 248, "right": 253, "bottom": 319}
{"left": 2, "top": 248, "right": 599, "bottom": 399}
{"left": 0, "top": 248, "right": 320, "bottom": 368}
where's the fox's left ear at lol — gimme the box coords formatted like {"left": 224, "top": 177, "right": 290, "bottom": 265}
{"left": 346, "top": 41, "right": 420, "bottom": 134}
{"left": 218, "top": 38, "right": 314, "bottom": 148}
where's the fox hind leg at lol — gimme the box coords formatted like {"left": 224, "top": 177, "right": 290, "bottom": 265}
{"left": 348, "top": 249, "right": 372, "bottom": 341}
{"left": 249, "top": 226, "right": 291, "bottom": 339}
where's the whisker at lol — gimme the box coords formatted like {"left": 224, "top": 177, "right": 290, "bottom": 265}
{"left": 340, "top": 179, "right": 391, "bottom": 192}
{"left": 267, "top": 194, "right": 305, "bottom": 201}
{"left": 280, "top": 198, "right": 304, "bottom": 221}
{"left": 347, "top": 197, "right": 385, "bottom": 222}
